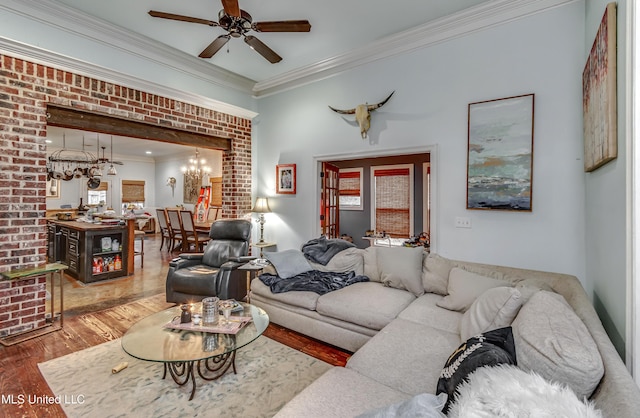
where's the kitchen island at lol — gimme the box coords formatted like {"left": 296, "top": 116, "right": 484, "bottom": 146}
{"left": 47, "top": 219, "right": 135, "bottom": 283}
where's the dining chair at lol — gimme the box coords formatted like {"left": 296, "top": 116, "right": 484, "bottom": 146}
{"left": 155, "top": 208, "right": 172, "bottom": 252}
{"left": 180, "top": 210, "right": 211, "bottom": 252}
{"left": 207, "top": 206, "right": 222, "bottom": 222}
{"left": 166, "top": 209, "right": 185, "bottom": 252}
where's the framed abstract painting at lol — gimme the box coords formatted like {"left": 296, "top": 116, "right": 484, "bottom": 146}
{"left": 583, "top": 2, "right": 617, "bottom": 172}
{"left": 467, "top": 94, "right": 535, "bottom": 211}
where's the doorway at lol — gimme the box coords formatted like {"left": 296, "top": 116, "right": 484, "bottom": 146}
{"left": 315, "top": 146, "right": 436, "bottom": 250}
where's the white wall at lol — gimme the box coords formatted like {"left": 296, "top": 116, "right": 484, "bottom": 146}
{"left": 254, "top": 3, "right": 588, "bottom": 286}
{"left": 584, "top": 0, "right": 629, "bottom": 358}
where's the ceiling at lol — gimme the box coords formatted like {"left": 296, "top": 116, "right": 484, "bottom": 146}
{"left": 53, "top": 0, "right": 494, "bottom": 84}
{"left": 43, "top": 0, "right": 496, "bottom": 156}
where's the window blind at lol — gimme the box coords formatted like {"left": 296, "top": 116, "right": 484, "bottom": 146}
{"left": 121, "top": 180, "right": 145, "bottom": 203}
{"left": 210, "top": 176, "right": 222, "bottom": 206}
{"left": 373, "top": 167, "right": 410, "bottom": 237}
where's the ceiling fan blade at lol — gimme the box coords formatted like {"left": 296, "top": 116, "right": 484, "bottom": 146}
{"left": 253, "top": 20, "right": 311, "bottom": 32}
{"left": 244, "top": 35, "right": 282, "bottom": 63}
{"left": 148, "top": 10, "right": 218, "bottom": 26}
{"left": 199, "top": 35, "right": 231, "bottom": 58}
{"left": 221, "top": 0, "right": 241, "bottom": 18}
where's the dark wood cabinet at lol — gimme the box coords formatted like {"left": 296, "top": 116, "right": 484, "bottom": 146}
{"left": 47, "top": 220, "right": 132, "bottom": 283}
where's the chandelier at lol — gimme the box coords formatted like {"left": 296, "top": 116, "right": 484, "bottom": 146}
{"left": 181, "top": 148, "right": 210, "bottom": 183}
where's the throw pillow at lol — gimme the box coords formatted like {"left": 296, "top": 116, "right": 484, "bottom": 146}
{"left": 459, "top": 287, "right": 524, "bottom": 341}
{"left": 363, "top": 246, "right": 381, "bottom": 282}
{"left": 421, "top": 253, "right": 452, "bottom": 295}
{"left": 309, "top": 247, "right": 365, "bottom": 276}
{"left": 264, "top": 249, "right": 313, "bottom": 279}
{"left": 436, "top": 268, "right": 509, "bottom": 312}
{"left": 447, "top": 364, "right": 602, "bottom": 418}
{"left": 436, "top": 327, "right": 517, "bottom": 414}
{"left": 376, "top": 246, "right": 425, "bottom": 297}
{"left": 511, "top": 290, "right": 604, "bottom": 400}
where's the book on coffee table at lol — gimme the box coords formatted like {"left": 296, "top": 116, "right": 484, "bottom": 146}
{"left": 164, "top": 316, "right": 253, "bottom": 334}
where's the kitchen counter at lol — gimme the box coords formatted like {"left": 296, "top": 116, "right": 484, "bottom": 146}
{"left": 47, "top": 219, "right": 135, "bottom": 283}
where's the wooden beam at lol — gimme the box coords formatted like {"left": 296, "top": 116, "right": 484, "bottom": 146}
{"left": 46, "top": 104, "right": 231, "bottom": 151}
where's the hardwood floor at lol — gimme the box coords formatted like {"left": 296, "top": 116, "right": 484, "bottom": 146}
{"left": 0, "top": 234, "right": 350, "bottom": 417}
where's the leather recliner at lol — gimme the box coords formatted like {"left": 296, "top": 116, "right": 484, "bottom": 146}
{"left": 165, "top": 219, "right": 253, "bottom": 304}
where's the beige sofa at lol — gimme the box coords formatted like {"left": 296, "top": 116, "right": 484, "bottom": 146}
{"left": 250, "top": 246, "right": 640, "bottom": 417}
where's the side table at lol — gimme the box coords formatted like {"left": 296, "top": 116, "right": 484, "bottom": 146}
{"left": 1, "top": 262, "right": 67, "bottom": 346}
{"left": 253, "top": 241, "right": 276, "bottom": 259}
{"left": 238, "top": 262, "right": 269, "bottom": 303}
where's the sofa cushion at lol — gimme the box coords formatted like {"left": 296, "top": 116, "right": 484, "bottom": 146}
{"left": 459, "top": 287, "right": 524, "bottom": 341}
{"left": 422, "top": 253, "right": 453, "bottom": 295}
{"left": 357, "top": 393, "right": 447, "bottom": 418}
{"left": 250, "top": 278, "right": 320, "bottom": 311}
{"left": 316, "top": 282, "right": 415, "bottom": 331}
{"left": 309, "top": 247, "right": 364, "bottom": 276}
{"left": 511, "top": 290, "right": 604, "bottom": 400}
{"left": 347, "top": 319, "right": 461, "bottom": 396}
{"left": 436, "top": 268, "right": 509, "bottom": 312}
{"left": 448, "top": 364, "right": 602, "bottom": 418}
{"left": 436, "top": 327, "right": 517, "bottom": 413}
{"left": 274, "top": 367, "right": 412, "bottom": 418}
{"left": 363, "top": 246, "right": 381, "bottom": 282}
{"left": 264, "top": 249, "right": 313, "bottom": 279}
{"left": 377, "top": 246, "right": 425, "bottom": 297}
{"left": 397, "top": 293, "right": 463, "bottom": 333}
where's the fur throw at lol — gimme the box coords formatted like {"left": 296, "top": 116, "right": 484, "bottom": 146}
{"left": 448, "top": 365, "right": 602, "bottom": 418}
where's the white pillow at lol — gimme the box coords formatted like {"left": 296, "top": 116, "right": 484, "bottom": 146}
{"left": 459, "top": 287, "right": 524, "bottom": 341}
{"left": 363, "top": 246, "right": 380, "bottom": 282}
{"left": 511, "top": 290, "right": 604, "bottom": 400}
{"left": 448, "top": 365, "right": 602, "bottom": 418}
{"left": 376, "top": 246, "right": 425, "bottom": 297}
{"left": 421, "top": 253, "right": 452, "bottom": 295}
{"left": 436, "top": 268, "right": 509, "bottom": 312}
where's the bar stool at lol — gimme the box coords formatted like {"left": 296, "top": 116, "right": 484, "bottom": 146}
{"left": 134, "top": 230, "right": 145, "bottom": 268}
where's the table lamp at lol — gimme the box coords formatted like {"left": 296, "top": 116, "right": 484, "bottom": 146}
{"left": 251, "top": 197, "right": 271, "bottom": 243}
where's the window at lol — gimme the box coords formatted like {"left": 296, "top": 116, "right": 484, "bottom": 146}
{"left": 209, "top": 176, "right": 222, "bottom": 206}
{"left": 122, "top": 180, "right": 145, "bottom": 211}
{"left": 87, "top": 181, "right": 108, "bottom": 205}
{"left": 339, "top": 168, "right": 363, "bottom": 210}
{"left": 371, "top": 164, "right": 414, "bottom": 238}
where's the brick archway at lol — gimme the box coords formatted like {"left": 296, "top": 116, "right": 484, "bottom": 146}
{"left": 0, "top": 53, "right": 252, "bottom": 336}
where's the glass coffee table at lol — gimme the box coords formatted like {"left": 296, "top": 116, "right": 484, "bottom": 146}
{"left": 122, "top": 302, "right": 269, "bottom": 400}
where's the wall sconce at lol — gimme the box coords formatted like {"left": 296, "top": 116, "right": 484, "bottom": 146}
{"left": 167, "top": 177, "right": 177, "bottom": 197}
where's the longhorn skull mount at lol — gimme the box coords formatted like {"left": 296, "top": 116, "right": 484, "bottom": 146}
{"left": 329, "top": 91, "right": 394, "bottom": 139}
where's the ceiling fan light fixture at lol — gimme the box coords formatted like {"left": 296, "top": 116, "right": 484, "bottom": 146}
{"left": 107, "top": 164, "right": 117, "bottom": 176}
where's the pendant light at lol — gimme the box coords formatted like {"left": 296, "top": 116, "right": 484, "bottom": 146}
{"left": 107, "top": 136, "right": 117, "bottom": 176}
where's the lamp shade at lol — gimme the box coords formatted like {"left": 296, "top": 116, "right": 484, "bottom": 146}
{"left": 252, "top": 197, "right": 271, "bottom": 213}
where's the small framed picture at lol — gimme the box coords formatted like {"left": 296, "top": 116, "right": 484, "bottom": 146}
{"left": 276, "top": 164, "right": 296, "bottom": 194}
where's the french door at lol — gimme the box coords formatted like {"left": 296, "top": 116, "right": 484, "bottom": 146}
{"left": 320, "top": 162, "right": 340, "bottom": 238}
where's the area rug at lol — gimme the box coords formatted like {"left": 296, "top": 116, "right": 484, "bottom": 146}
{"left": 38, "top": 336, "right": 331, "bottom": 418}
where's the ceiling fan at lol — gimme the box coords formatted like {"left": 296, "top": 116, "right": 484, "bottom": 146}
{"left": 148, "top": 0, "right": 311, "bottom": 63}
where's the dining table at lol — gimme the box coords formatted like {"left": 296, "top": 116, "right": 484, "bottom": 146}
{"left": 194, "top": 221, "right": 213, "bottom": 233}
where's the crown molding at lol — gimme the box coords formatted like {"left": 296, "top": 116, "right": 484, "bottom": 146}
{"left": 0, "top": 0, "right": 256, "bottom": 94}
{"left": 0, "top": 37, "right": 257, "bottom": 120}
{"left": 252, "top": 0, "right": 579, "bottom": 97}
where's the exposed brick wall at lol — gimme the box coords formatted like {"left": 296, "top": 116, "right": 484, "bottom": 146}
{"left": 0, "top": 53, "right": 252, "bottom": 337}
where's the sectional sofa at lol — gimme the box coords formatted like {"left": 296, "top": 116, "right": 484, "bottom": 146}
{"left": 250, "top": 245, "right": 640, "bottom": 417}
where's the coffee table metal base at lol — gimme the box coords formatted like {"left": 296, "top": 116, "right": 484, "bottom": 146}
{"left": 162, "top": 352, "right": 237, "bottom": 401}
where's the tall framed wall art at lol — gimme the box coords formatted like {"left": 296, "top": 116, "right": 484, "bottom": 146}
{"left": 467, "top": 94, "right": 535, "bottom": 211}
{"left": 583, "top": 2, "right": 617, "bottom": 172}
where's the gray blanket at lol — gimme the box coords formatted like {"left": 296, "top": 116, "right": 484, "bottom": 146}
{"left": 259, "top": 270, "right": 368, "bottom": 295}
{"left": 301, "top": 236, "right": 355, "bottom": 265}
